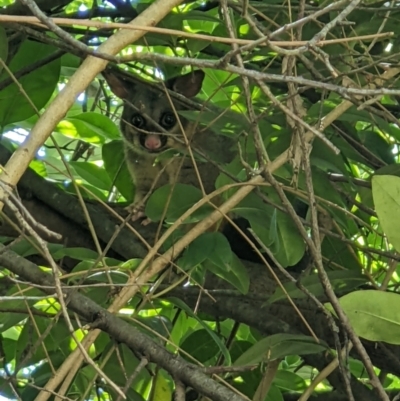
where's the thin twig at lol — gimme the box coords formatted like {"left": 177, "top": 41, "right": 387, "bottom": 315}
{"left": 0, "top": 15, "right": 392, "bottom": 49}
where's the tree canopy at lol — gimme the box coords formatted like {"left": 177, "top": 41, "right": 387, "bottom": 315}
{"left": 0, "top": 1, "right": 400, "bottom": 401}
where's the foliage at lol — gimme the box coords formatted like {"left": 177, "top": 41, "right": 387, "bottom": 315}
{"left": 0, "top": 0, "right": 400, "bottom": 401}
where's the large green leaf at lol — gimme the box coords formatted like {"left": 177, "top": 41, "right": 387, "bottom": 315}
{"left": 59, "top": 112, "right": 120, "bottom": 143}
{"left": 0, "top": 40, "right": 60, "bottom": 127}
{"left": 180, "top": 329, "right": 220, "bottom": 363}
{"left": 339, "top": 290, "right": 400, "bottom": 344}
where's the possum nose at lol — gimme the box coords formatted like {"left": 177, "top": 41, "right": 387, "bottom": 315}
{"left": 144, "top": 134, "right": 162, "bottom": 150}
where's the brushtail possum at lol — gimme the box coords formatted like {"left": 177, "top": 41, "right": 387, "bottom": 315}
{"left": 102, "top": 69, "right": 310, "bottom": 269}
{"left": 102, "top": 69, "right": 234, "bottom": 222}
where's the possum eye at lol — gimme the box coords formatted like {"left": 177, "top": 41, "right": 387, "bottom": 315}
{"left": 131, "top": 114, "right": 145, "bottom": 128}
{"left": 160, "top": 112, "right": 176, "bottom": 129}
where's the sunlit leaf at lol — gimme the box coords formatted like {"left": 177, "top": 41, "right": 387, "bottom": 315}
{"left": 69, "top": 161, "right": 112, "bottom": 191}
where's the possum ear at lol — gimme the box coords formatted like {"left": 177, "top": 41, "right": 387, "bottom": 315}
{"left": 166, "top": 70, "right": 205, "bottom": 98}
{"left": 102, "top": 70, "right": 135, "bottom": 100}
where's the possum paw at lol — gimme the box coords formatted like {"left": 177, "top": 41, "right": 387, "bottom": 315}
{"left": 125, "top": 203, "right": 152, "bottom": 225}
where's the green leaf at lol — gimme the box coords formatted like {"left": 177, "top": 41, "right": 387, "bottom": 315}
{"left": 63, "top": 112, "right": 121, "bottom": 142}
{"left": 56, "top": 118, "right": 101, "bottom": 144}
{"left": 339, "top": 290, "right": 400, "bottom": 344}
{"left": 134, "top": 316, "right": 173, "bottom": 339}
{"left": 186, "top": 38, "right": 211, "bottom": 54}
{"left": 102, "top": 140, "right": 134, "bottom": 201}
{"left": 177, "top": 233, "right": 215, "bottom": 271}
{"left": 183, "top": 10, "right": 222, "bottom": 23}
{"left": 235, "top": 194, "right": 305, "bottom": 267}
{"left": 180, "top": 329, "right": 220, "bottom": 363}
{"left": 229, "top": 254, "right": 250, "bottom": 294}
{"left": 168, "top": 298, "right": 231, "bottom": 365}
{"left": 233, "top": 334, "right": 329, "bottom": 366}
{"left": 0, "top": 286, "right": 47, "bottom": 333}
{"left": 52, "top": 247, "right": 99, "bottom": 261}
{"left": 69, "top": 259, "right": 124, "bottom": 279}
{"left": 101, "top": 345, "right": 149, "bottom": 399}
{"left": 16, "top": 317, "right": 70, "bottom": 367}
{"left": 269, "top": 270, "right": 367, "bottom": 304}
{"left": 69, "top": 161, "right": 112, "bottom": 191}
{"left": 265, "top": 385, "right": 284, "bottom": 401}
{"left": 88, "top": 271, "right": 129, "bottom": 288}
{"left": 68, "top": 260, "right": 97, "bottom": 277}
{"left": 376, "top": 164, "right": 400, "bottom": 177}
{"left": 233, "top": 193, "right": 274, "bottom": 230}
{"left": 372, "top": 175, "right": 400, "bottom": 251}
{"left": 1, "top": 338, "right": 16, "bottom": 365}
{"left": 120, "top": 259, "right": 143, "bottom": 271}
{"left": 0, "top": 40, "right": 60, "bottom": 127}
{"left": 8, "top": 238, "right": 52, "bottom": 258}
{"left": 152, "top": 372, "right": 173, "bottom": 401}
{"left": 274, "top": 370, "right": 306, "bottom": 392}
{"left": 179, "top": 109, "right": 248, "bottom": 139}
{"left": 145, "top": 183, "right": 212, "bottom": 223}
{"left": 359, "top": 130, "right": 394, "bottom": 165}
{"left": 205, "top": 255, "right": 249, "bottom": 295}
{"left": 186, "top": 232, "right": 238, "bottom": 287}
{"left": 271, "top": 215, "right": 305, "bottom": 267}
{"left": 353, "top": 18, "right": 400, "bottom": 37}
{"left": 167, "top": 310, "right": 198, "bottom": 353}
{"left": 207, "top": 232, "right": 233, "bottom": 271}
{"left": 321, "top": 235, "right": 361, "bottom": 270}
{"left": 0, "top": 311, "right": 29, "bottom": 333}
{"left": 29, "top": 160, "right": 47, "bottom": 177}
{"left": 63, "top": 181, "right": 108, "bottom": 201}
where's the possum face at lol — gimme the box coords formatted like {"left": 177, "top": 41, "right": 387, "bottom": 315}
{"left": 103, "top": 70, "right": 205, "bottom": 156}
